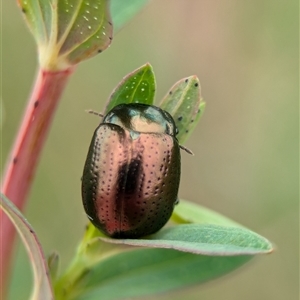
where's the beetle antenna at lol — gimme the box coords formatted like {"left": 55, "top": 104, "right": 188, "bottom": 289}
{"left": 86, "top": 110, "right": 104, "bottom": 118}
{"left": 179, "top": 144, "right": 194, "bottom": 155}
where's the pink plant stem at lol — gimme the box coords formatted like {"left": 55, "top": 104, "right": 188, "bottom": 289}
{"left": 0, "top": 67, "right": 74, "bottom": 297}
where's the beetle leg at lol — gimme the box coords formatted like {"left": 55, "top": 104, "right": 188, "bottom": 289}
{"left": 179, "top": 144, "right": 194, "bottom": 156}
{"left": 86, "top": 214, "right": 94, "bottom": 221}
{"left": 86, "top": 109, "right": 104, "bottom": 118}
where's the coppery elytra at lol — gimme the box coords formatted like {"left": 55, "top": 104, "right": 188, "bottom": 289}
{"left": 82, "top": 103, "right": 192, "bottom": 239}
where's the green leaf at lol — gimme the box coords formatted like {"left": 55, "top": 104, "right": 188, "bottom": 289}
{"left": 100, "top": 224, "right": 273, "bottom": 256}
{"left": 111, "top": 0, "right": 150, "bottom": 31}
{"left": 74, "top": 248, "right": 251, "bottom": 300}
{"left": 172, "top": 199, "right": 243, "bottom": 227}
{"left": 104, "top": 63, "right": 156, "bottom": 113}
{"left": 18, "top": 0, "right": 113, "bottom": 70}
{"left": 160, "top": 76, "right": 205, "bottom": 144}
{"left": 0, "top": 194, "right": 53, "bottom": 300}
{"left": 57, "top": 0, "right": 113, "bottom": 65}
{"left": 17, "top": 0, "right": 52, "bottom": 46}
{"left": 61, "top": 220, "right": 272, "bottom": 299}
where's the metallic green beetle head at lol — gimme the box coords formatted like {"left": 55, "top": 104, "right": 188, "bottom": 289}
{"left": 103, "top": 103, "right": 178, "bottom": 137}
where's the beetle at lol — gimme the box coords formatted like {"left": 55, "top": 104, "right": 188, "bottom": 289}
{"left": 81, "top": 103, "right": 191, "bottom": 238}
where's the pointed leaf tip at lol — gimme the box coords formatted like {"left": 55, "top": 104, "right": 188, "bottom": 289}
{"left": 100, "top": 224, "right": 273, "bottom": 256}
{"left": 160, "top": 76, "right": 205, "bottom": 144}
{"left": 104, "top": 63, "right": 156, "bottom": 113}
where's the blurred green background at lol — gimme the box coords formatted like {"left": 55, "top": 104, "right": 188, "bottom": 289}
{"left": 2, "top": 1, "right": 299, "bottom": 299}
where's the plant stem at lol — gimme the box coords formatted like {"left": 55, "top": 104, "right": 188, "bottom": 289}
{"left": 0, "top": 67, "right": 74, "bottom": 298}
{"left": 54, "top": 235, "right": 119, "bottom": 300}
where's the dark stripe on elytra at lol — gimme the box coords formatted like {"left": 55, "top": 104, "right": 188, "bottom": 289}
{"left": 117, "top": 159, "right": 142, "bottom": 198}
